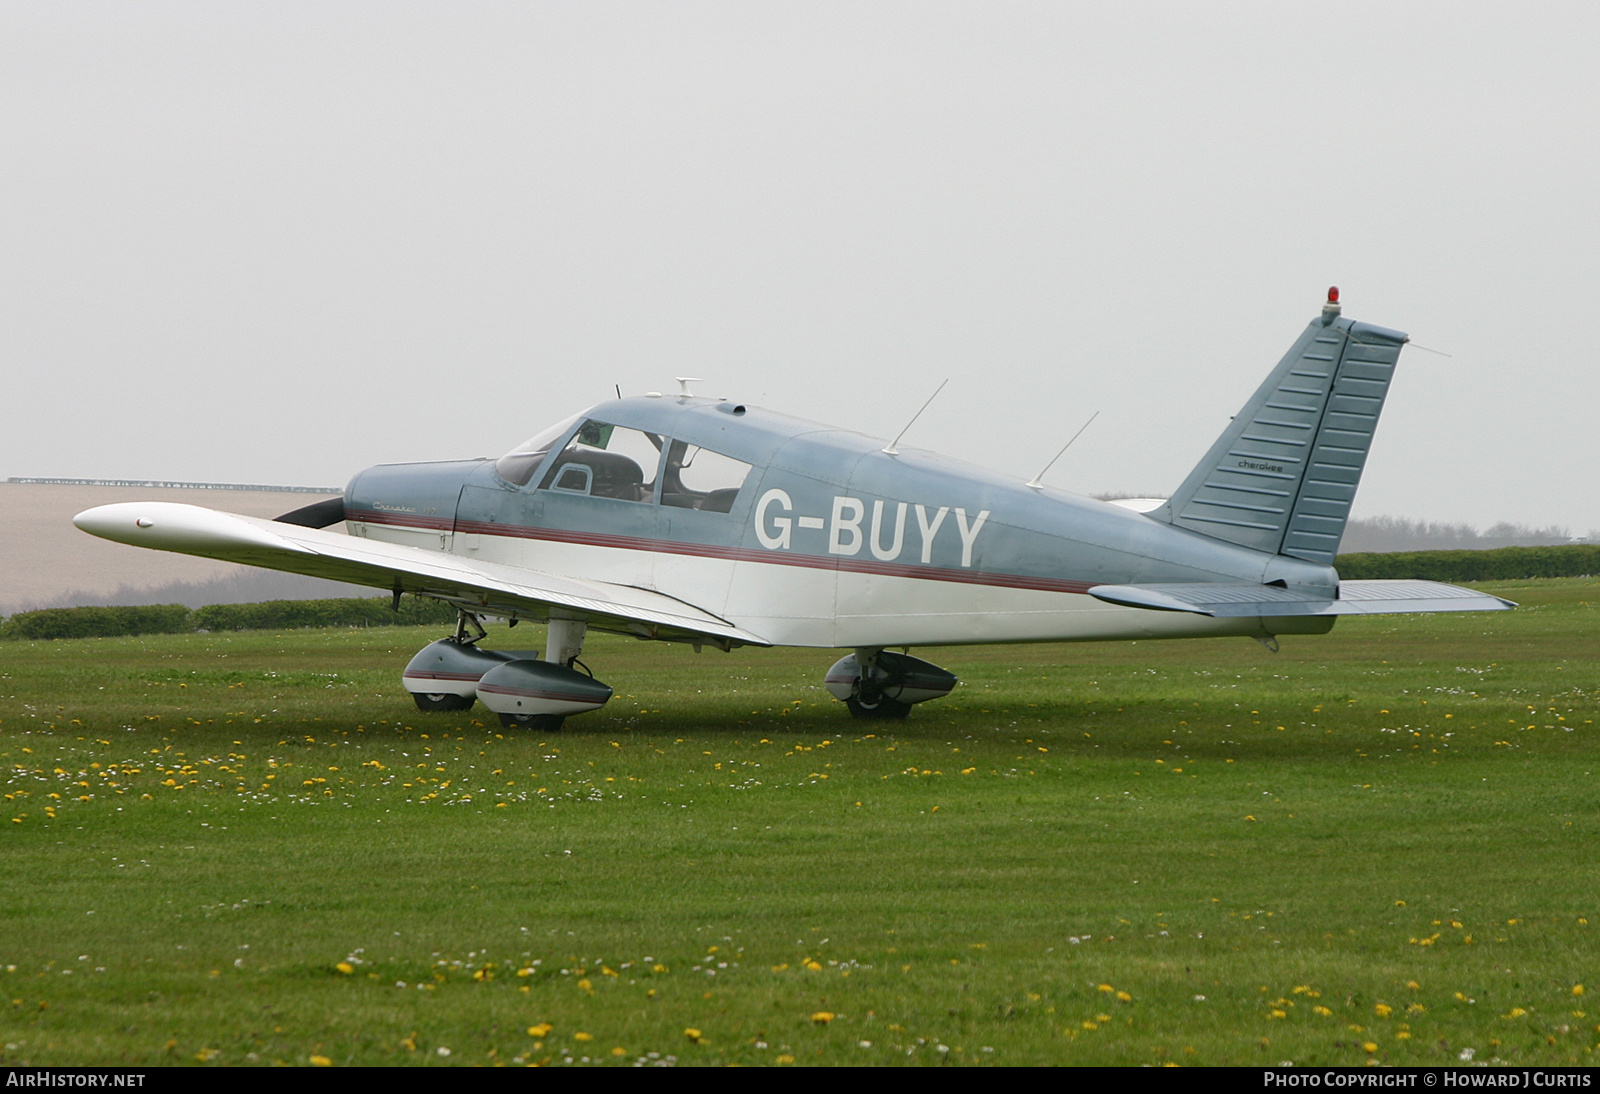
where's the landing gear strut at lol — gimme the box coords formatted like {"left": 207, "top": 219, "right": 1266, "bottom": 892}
{"left": 454, "top": 609, "right": 488, "bottom": 646}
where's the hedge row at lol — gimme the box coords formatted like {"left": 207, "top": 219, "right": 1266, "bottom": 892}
{"left": 0, "top": 597, "right": 460, "bottom": 641}
{"left": 1334, "top": 544, "right": 1600, "bottom": 582}
{"left": 0, "top": 604, "right": 194, "bottom": 641}
{"left": 193, "top": 598, "right": 459, "bottom": 632}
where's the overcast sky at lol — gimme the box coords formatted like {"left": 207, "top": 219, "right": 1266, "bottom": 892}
{"left": 4, "top": 1, "right": 1596, "bottom": 532}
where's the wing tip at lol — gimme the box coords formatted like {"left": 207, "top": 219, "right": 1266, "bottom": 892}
{"left": 73, "top": 501, "right": 304, "bottom": 554}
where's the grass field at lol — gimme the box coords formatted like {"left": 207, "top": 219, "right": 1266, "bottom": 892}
{"left": 2, "top": 579, "right": 1597, "bottom": 1067}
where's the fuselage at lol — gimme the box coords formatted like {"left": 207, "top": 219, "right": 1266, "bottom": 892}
{"left": 343, "top": 396, "right": 1338, "bottom": 648}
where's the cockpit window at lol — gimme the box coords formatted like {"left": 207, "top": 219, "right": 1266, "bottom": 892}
{"left": 497, "top": 412, "right": 750, "bottom": 512}
{"left": 494, "top": 411, "right": 583, "bottom": 487}
{"left": 539, "top": 420, "right": 665, "bottom": 502}
{"left": 661, "top": 440, "right": 752, "bottom": 513}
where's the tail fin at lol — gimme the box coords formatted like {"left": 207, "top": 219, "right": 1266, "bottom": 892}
{"left": 1151, "top": 291, "right": 1408, "bottom": 565}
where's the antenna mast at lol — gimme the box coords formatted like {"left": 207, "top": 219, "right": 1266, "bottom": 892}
{"left": 883, "top": 379, "right": 949, "bottom": 456}
{"left": 1026, "top": 410, "right": 1099, "bottom": 489}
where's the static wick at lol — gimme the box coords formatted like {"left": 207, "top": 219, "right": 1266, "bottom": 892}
{"left": 1027, "top": 410, "right": 1100, "bottom": 489}
{"left": 883, "top": 379, "right": 949, "bottom": 456}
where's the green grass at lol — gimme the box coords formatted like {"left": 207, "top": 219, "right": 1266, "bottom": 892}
{"left": 2, "top": 579, "right": 1598, "bottom": 1066}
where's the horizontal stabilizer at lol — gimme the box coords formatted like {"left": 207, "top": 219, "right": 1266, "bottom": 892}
{"left": 1088, "top": 579, "right": 1515, "bottom": 618}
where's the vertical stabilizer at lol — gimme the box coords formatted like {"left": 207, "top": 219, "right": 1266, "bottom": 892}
{"left": 1152, "top": 290, "right": 1408, "bottom": 565}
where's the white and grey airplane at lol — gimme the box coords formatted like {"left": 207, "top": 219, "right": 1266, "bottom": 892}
{"left": 75, "top": 289, "right": 1511, "bottom": 728}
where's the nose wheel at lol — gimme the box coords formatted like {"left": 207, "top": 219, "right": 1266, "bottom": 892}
{"left": 413, "top": 692, "right": 475, "bottom": 713}
{"left": 844, "top": 692, "right": 911, "bottom": 720}
{"left": 497, "top": 712, "right": 566, "bottom": 731}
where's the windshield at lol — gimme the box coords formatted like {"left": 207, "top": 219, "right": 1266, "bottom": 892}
{"left": 493, "top": 411, "right": 584, "bottom": 487}
{"left": 540, "top": 419, "right": 666, "bottom": 502}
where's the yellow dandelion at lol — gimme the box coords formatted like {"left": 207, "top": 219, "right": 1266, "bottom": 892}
{"left": 573, "top": 1031, "right": 593, "bottom": 1042}
{"left": 684, "top": 1028, "right": 703, "bottom": 1043}
{"left": 335, "top": 962, "right": 354, "bottom": 975}
{"left": 527, "top": 1023, "right": 553, "bottom": 1038}
{"left": 1363, "top": 1042, "right": 1378, "bottom": 1053}
{"left": 812, "top": 1012, "right": 835, "bottom": 1024}
{"left": 309, "top": 1055, "right": 332, "bottom": 1067}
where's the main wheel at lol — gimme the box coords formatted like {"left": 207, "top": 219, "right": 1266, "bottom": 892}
{"left": 498, "top": 712, "right": 566, "bottom": 731}
{"left": 845, "top": 695, "right": 911, "bottom": 721}
{"left": 413, "top": 692, "right": 474, "bottom": 713}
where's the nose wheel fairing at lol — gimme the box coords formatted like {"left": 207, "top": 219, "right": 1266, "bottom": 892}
{"left": 476, "top": 660, "right": 615, "bottom": 728}
{"left": 824, "top": 649, "right": 958, "bottom": 720}
{"left": 401, "top": 614, "right": 615, "bottom": 729}
{"left": 402, "top": 638, "right": 531, "bottom": 709}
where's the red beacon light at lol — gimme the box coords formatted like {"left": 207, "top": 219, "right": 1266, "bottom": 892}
{"left": 1320, "top": 285, "right": 1342, "bottom": 323}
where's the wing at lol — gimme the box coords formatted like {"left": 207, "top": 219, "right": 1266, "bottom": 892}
{"left": 73, "top": 502, "right": 769, "bottom": 648}
{"left": 1087, "top": 579, "right": 1515, "bottom": 617}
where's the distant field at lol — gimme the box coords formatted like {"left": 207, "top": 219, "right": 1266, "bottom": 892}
{"left": 1, "top": 579, "right": 1597, "bottom": 1066}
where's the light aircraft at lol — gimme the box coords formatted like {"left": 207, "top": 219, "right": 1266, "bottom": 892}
{"left": 75, "top": 289, "right": 1512, "bottom": 728}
